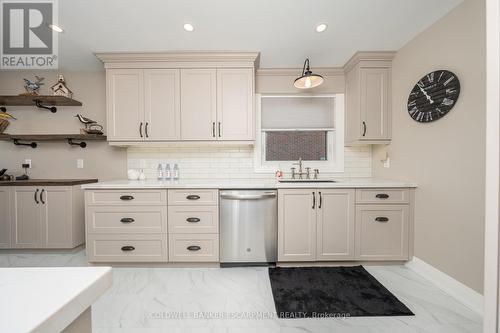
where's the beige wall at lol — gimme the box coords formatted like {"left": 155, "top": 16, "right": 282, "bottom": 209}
{"left": 0, "top": 70, "right": 127, "bottom": 180}
{"left": 373, "top": 0, "right": 486, "bottom": 293}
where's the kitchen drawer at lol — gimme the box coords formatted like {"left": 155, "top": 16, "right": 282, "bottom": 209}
{"left": 86, "top": 206, "right": 167, "bottom": 234}
{"left": 168, "top": 189, "right": 218, "bottom": 206}
{"left": 355, "top": 188, "right": 409, "bottom": 204}
{"left": 86, "top": 234, "right": 167, "bottom": 262}
{"left": 168, "top": 206, "right": 219, "bottom": 234}
{"left": 168, "top": 233, "right": 219, "bottom": 262}
{"left": 355, "top": 205, "right": 409, "bottom": 260}
{"left": 85, "top": 190, "right": 167, "bottom": 206}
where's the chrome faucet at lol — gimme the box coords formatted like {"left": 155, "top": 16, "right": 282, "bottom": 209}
{"left": 291, "top": 158, "right": 310, "bottom": 179}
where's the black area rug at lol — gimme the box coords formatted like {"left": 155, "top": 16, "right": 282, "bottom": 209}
{"left": 268, "top": 266, "right": 414, "bottom": 318}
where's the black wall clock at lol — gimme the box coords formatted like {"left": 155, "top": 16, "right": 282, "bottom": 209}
{"left": 407, "top": 70, "right": 460, "bottom": 123}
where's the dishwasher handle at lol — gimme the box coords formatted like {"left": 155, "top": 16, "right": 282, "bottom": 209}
{"left": 220, "top": 192, "right": 276, "bottom": 200}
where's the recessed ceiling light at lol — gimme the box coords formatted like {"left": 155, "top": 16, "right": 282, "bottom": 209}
{"left": 48, "top": 24, "right": 63, "bottom": 33}
{"left": 315, "top": 23, "right": 327, "bottom": 33}
{"left": 183, "top": 23, "right": 195, "bottom": 32}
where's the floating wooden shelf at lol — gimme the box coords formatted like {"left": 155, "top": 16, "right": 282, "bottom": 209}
{"left": 0, "top": 133, "right": 106, "bottom": 148}
{"left": 0, "top": 95, "right": 82, "bottom": 113}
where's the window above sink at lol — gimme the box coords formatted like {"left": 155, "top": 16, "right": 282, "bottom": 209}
{"left": 254, "top": 94, "right": 345, "bottom": 174}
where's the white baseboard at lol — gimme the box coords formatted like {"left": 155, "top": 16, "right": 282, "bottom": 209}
{"left": 405, "top": 257, "right": 483, "bottom": 316}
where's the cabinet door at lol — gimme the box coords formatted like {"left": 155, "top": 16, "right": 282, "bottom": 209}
{"left": 144, "top": 69, "right": 181, "bottom": 140}
{"left": 360, "top": 67, "right": 391, "bottom": 140}
{"left": 278, "top": 189, "right": 316, "bottom": 261}
{"left": 0, "top": 187, "right": 11, "bottom": 248}
{"left": 355, "top": 205, "right": 409, "bottom": 260}
{"left": 316, "top": 189, "right": 355, "bottom": 260}
{"left": 107, "top": 69, "right": 144, "bottom": 141}
{"left": 11, "top": 187, "right": 41, "bottom": 248}
{"left": 180, "top": 69, "right": 217, "bottom": 140}
{"left": 40, "top": 187, "right": 73, "bottom": 248}
{"left": 216, "top": 68, "right": 254, "bottom": 141}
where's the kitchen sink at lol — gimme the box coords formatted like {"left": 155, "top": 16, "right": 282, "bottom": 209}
{"left": 278, "top": 179, "right": 337, "bottom": 183}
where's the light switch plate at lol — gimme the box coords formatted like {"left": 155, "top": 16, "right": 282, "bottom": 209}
{"left": 77, "top": 159, "right": 84, "bottom": 169}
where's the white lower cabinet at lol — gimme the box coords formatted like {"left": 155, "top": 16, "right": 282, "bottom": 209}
{"left": 316, "top": 189, "right": 355, "bottom": 260}
{"left": 0, "top": 188, "right": 11, "bottom": 248}
{"left": 278, "top": 189, "right": 355, "bottom": 262}
{"left": 355, "top": 205, "right": 409, "bottom": 260}
{"left": 84, "top": 189, "right": 220, "bottom": 263}
{"left": 87, "top": 234, "right": 167, "bottom": 262}
{"left": 278, "top": 188, "right": 412, "bottom": 262}
{"left": 9, "top": 186, "right": 84, "bottom": 249}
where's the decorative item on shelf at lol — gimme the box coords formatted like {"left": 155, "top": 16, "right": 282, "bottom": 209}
{"left": 0, "top": 109, "right": 16, "bottom": 134}
{"left": 20, "top": 76, "right": 45, "bottom": 96}
{"left": 75, "top": 114, "right": 104, "bottom": 135}
{"left": 407, "top": 70, "right": 461, "bottom": 123}
{"left": 50, "top": 74, "right": 73, "bottom": 98}
{"left": 294, "top": 58, "right": 324, "bottom": 89}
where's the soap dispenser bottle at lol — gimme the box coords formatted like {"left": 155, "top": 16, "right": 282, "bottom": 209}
{"left": 165, "top": 164, "right": 171, "bottom": 180}
{"left": 173, "top": 163, "right": 179, "bottom": 180}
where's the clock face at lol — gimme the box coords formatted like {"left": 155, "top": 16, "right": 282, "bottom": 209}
{"left": 407, "top": 70, "right": 460, "bottom": 123}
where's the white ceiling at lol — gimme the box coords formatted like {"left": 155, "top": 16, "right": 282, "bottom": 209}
{"left": 57, "top": 0, "right": 463, "bottom": 70}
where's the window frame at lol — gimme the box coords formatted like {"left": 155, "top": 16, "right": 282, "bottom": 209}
{"left": 253, "top": 93, "right": 345, "bottom": 173}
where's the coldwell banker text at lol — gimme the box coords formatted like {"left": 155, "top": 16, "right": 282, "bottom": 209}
{"left": 1, "top": 0, "right": 58, "bottom": 69}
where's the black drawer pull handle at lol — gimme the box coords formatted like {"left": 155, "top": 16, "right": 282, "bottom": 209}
{"left": 375, "top": 217, "right": 389, "bottom": 222}
{"left": 120, "top": 218, "right": 135, "bottom": 223}
{"left": 187, "top": 245, "right": 201, "bottom": 251}
{"left": 121, "top": 246, "right": 135, "bottom": 251}
{"left": 375, "top": 193, "right": 390, "bottom": 199}
{"left": 186, "top": 217, "right": 201, "bottom": 223}
{"left": 186, "top": 195, "right": 200, "bottom": 200}
{"left": 120, "top": 195, "right": 134, "bottom": 201}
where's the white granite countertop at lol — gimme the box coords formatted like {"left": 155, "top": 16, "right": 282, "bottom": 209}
{"left": 0, "top": 267, "right": 112, "bottom": 333}
{"left": 81, "top": 178, "right": 417, "bottom": 189}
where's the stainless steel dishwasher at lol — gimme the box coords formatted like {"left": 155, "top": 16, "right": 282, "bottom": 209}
{"left": 220, "top": 190, "right": 277, "bottom": 264}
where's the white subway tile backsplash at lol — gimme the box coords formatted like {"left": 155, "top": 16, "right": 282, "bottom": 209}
{"left": 127, "top": 145, "right": 372, "bottom": 180}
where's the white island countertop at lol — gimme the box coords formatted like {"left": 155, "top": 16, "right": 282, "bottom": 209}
{"left": 81, "top": 178, "right": 417, "bottom": 190}
{"left": 0, "top": 267, "right": 112, "bottom": 333}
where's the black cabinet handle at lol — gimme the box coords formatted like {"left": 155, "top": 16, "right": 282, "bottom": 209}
{"left": 375, "top": 193, "right": 390, "bottom": 199}
{"left": 34, "top": 189, "right": 39, "bottom": 204}
{"left": 145, "top": 122, "right": 149, "bottom": 138}
{"left": 121, "top": 246, "right": 135, "bottom": 251}
{"left": 40, "top": 189, "right": 45, "bottom": 204}
{"left": 187, "top": 245, "right": 201, "bottom": 251}
{"left": 120, "top": 218, "right": 135, "bottom": 223}
{"left": 212, "top": 122, "right": 216, "bottom": 138}
{"left": 362, "top": 121, "right": 367, "bottom": 137}
{"left": 186, "top": 195, "right": 200, "bottom": 200}
{"left": 186, "top": 217, "right": 201, "bottom": 223}
{"left": 375, "top": 217, "right": 389, "bottom": 222}
{"left": 120, "top": 195, "right": 134, "bottom": 201}
{"left": 318, "top": 191, "right": 322, "bottom": 209}
{"left": 218, "top": 122, "right": 221, "bottom": 138}
{"left": 312, "top": 192, "right": 316, "bottom": 209}
{"left": 139, "top": 122, "right": 143, "bottom": 138}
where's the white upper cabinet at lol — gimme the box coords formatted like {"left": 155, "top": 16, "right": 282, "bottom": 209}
{"left": 180, "top": 69, "right": 217, "bottom": 140}
{"left": 97, "top": 52, "right": 259, "bottom": 144}
{"left": 217, "top": 68, "right": 254, "bottom": 141}
{"left": 144, "top": 69, "right": 181, "bottom": 140}
{"left": 107, "top": 69, "right": 144, "bottom": 141}
{"left": 344, "top": 52, "right": 394, "bottom": 145}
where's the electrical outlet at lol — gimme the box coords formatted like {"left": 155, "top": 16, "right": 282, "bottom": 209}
{"left": 77, "top": 159, "right": 84, "bottom": 169}
{"left": 24, "top": 159, "right": 32, "bottom": 168}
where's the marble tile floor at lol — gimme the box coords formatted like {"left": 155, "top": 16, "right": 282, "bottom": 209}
{"left": 0, "top": 249, "right": 482, "bottom": 333}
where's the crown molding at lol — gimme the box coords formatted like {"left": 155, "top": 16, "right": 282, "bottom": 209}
{"left": 257, "top": 67, "right": 344, "bottom": 77}
{"left": 95, "top": 51, "right": 260, "bottom": 68}
{"left": 343, "top": 51, "right": 396, "bottom": 72}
